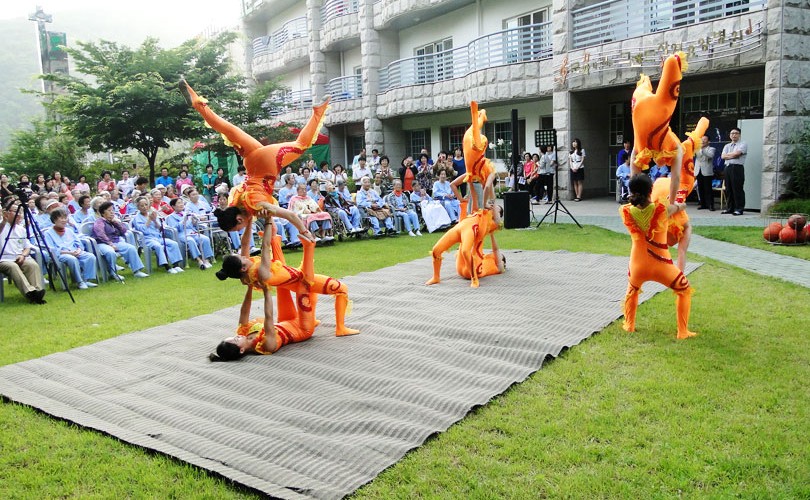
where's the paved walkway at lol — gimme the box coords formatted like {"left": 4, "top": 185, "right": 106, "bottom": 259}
{"left": 517, "top": 197, "right": 810, "bottom": 288}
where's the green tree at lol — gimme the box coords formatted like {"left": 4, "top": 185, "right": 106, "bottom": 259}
{"left": 42, "top": 32, "right": 263, "bottom": 185}
{"left": 783, "top": 122, "right": 810, "bottom": 200}
{"left": 0, "top": 119, "right": 85, "bottom": 180}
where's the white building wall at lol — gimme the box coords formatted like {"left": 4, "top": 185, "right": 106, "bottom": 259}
{"left": 396, "top": 4, "right": 478, "bottom": 59}
{"left": 480, "top": 0, "right": 553, "bottom": 32}
{"left": 265, "top": 3, "right": 308, "bottom": 33}
{"left": 279, "top": 66, "right": 311, "bottom": 91}
{"left": 343, "top": 46, "right": 363, "bottom": 74}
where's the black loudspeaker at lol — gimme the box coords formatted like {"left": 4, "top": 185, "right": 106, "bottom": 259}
{"left": 502, "top": 191, "right": 531, "bottom": 229}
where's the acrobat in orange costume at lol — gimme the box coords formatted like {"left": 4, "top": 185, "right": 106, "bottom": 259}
{"left": 425, "top": 206, "right": 502, "bottom": 288}
{"left": 239, "top": 236, "right": 359, "bottom": 354}
{"left": 180, "top": 79, "right": 328, "bottom": 216}
{"left": 620, "top": 196, "right": 696, "bottom": 340}
{"left": 457, "top": 101, "right": 495, "bottom": 218}
{"left": 630, "top": 52, "right": 689, "bottom": 202}
{"left": 650, "top": 117, "right": 710, "bottom": 269}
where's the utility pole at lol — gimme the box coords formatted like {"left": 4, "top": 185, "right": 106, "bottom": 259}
{"left": 29, "top": 5, "right": 53, "bottom": 93}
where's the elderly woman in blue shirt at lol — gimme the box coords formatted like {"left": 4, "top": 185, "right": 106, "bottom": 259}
{"left": 431, "top": 170, "right": 460, "bottom": 223}
{"left": 355, "top": 176, "right": 396, "bottom": 236}
{"left": 167, "top": 198, "right": 214, "bottom": 270}
{"left": 45, "top": 208, "right": 98, "bottom": 289}
{"left": 131, "top": 197, "right": 185, "bottom": 274}
{"left": 385, "top": 179, "right": 422, "bottom": 236}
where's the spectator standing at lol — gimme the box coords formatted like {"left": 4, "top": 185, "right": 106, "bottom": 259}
{"left": 721, "top": 127, "right": 747, "bottom": 215}
{"left": 232, "top": 165, "right": 247, "bottom": 187}
{"left": 539, "top": 147, "right": 556, "bottom": 203}
{"left": 399, "top": 156, "right": 418, "bottom": 192}
{"left": 416, "top": 154, "right": 434, "bottom": 195}
{"left": 176, "top": 169, "right": 194, "bottom": 194}
{"left": 117, "top": 170, "right": 135, "bottom": 197}
{"left": 317, "top": 162, "right": 335, "bottom": 193}
{"left": 695, "top": 135, "right": 717, "bottom": 211}
{"left": 353, "top": 157, "right": 372, "bottom": 186}
{"left": 75, "top": 175, "right": 90, "bottom": 194}
{"left": 201, "top": 164, "right": 216, "bottom": 202}
{"left": 155, "top": 167, "right": 174, "bottom": 189}
{"left": 569, "top": 138, "right": 586, "bottom": 201}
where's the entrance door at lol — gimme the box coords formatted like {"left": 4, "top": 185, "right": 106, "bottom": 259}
{"left": 738, "top": 118, "right": 762, "bottom": 210}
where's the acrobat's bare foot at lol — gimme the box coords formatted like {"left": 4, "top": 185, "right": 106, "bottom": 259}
{"left": 425, "top": 277, "right": 440, "bottom": 286}
{"left": 676, "top": 330, "right": 698, "bottom": 340}
{"left": 314, "top": 96, "right": 330, "bottom": 113}
{"left": 470, "top": 278, "right": 479, "bottom": 288}
{"left": 622, "top": 322, "right": 635, "bottom": 333}
{"left": 336, "top": 326, "right": 360, "bottom": 337}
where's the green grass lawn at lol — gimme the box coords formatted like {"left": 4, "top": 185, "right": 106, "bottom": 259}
{"left": 693, "top": 225, "right": 810, "bottom": 261}
{"left": 1, "top": 225, "right": 808, "bottom": 498}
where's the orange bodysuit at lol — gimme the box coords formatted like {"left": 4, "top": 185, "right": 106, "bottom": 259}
{"left": 631, "top": 52, "right": 688, "bottom": 171}
{"left": 426, "top": 208, "right": 501, "bottom": 288}
{"left": 651, "top": 116, "right": 710, "bottom": 245}
{"left": 182, "top": 80, "right": 328, "bottom": 215}
{"left": 237, "top": 236, "right": 358, "bottom": 353}
{"left": 620, "top": 200, "right": 696, "bottom": 339}
{"left": 462, "top": 101, "right": 494, "bottom": 214}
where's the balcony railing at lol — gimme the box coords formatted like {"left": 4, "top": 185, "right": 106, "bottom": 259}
{"left": 572, "top": 0, "right": 766, "bottom": 49}
{"left": 326, "top": 75, "right": 363, "bottom": 101}
{"left": 380, "top": 22, "right": 551, "bottom": 91}
{"left": 322, "top": 0, "right": 360, "bottom": 24}
{"left": 242, "top": 0, "right": 263, "bottom": 16}
{"left": 252, "top": 16, "right": 308, "bottom": 56}
{"left": 267, "top": 89, "right": 313, "bottom": 117}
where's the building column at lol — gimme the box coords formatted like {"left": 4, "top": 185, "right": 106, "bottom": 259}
{"left": 552, "top": 0, "right": 572, "bottom": 198}
{"left": 762, "top": 0, "right": 810, "bottom": 208}
{"left": 359, "top": 0, "right": 383, "bottom": 152}
{"left": 307, "top": 0, "right": 327, "bottom": 102}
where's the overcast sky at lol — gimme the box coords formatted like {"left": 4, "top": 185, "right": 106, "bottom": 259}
{"left": 1, "top": 1, "right": 242, "bottom": 46}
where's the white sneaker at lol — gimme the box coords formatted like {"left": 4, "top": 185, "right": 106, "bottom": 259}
{"left": 173, "top": 266, "right": 185, "bottom": 273}
{"left": 134, "top": 271, "right": 149, "bottom": 278}
{"left": 416, "top": 230, "right": 423, "bottom": 236}
{"left": 116, "top": 265, "right": 125, "bottom": 271}
{"left": 86, "top": 282, "right": 98, "bottom": 287}
{"left": 408, "top": 231, "right": 416, "bottom": 237}
{"left": 203, "top": 262, "right": 213, "bottom": 269}
{"left": 78, "top": 282, "right": 89, "bottom": 290}
{"left": 167, "top": 267, "right": 179, "bottom": 274}
{"left": 112, "top": 273, "right": 125, "bottom": 283}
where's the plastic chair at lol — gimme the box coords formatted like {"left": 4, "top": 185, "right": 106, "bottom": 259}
{"left": 79, "top": 222, "right": 110, "bottom": 282}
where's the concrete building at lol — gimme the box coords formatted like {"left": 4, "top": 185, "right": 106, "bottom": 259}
{"left": 241, "top": 0, "right": 809, "bottom": 209}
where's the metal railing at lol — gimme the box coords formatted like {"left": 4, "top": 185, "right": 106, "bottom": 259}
{"left": 267, "top": 89, "right": 313, "bottom": 116}
{"left": 252, "top": 16, "right": 308, "bottom": 56}
{"left": 380, "top": 22, "right": 552, "bottom": 91}
{"left": 326, "top": 74, "right": 363, "bottom": 101}
{"left": 572, "top": 0, "right": 766, "bottom": 49}
{"left": 322, "top": 0, "right": 360, "bottom": 24}
{"left": 242, "top": 0, "right": 263, "bottom": 17}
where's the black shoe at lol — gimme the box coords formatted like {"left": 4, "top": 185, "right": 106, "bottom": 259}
{"left": 25, "top": 291, "right": 39, "bottom": 303}
{"left": 733, "top": 210, "right": 743, "bottom": 216}
{"left": 709, "top": 207, "right": 715, "bottom": 211}
{"left": 721, "top": 210, "right": 734, "bottom": 214}
{"left": 178, "top": 79, "right": 193, "bottom": 106}
{"left": 34, "top": 289, "right": 46, "bottom": 302}
{"left": 697, "top": 206, "right": 706, "bottom": 210}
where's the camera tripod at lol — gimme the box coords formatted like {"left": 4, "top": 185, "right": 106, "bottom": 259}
{"left": 537, "top": 145, "right": 581, "bottom": 228}
{"left": 1, "top": 194, "right": 75, "bottom": 303}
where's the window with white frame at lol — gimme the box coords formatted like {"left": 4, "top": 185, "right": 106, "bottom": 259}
{"left": 408, "top": 129, "right": 430, "bottom": 158}
{"left": 414, "top": 38, "right": 453, "bottom": 84}
{"left": 503, "top": 9, "right": 550, "bottom": 62}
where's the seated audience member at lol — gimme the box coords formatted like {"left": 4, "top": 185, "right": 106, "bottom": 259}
{"left": 123, "top": 190, "right": 142, "bottom": 216}
{"left": 616, "top": 161, "right": 632, "bottom": 201}
{"left": 213, "top": 189, "right": 242, "bottom": 252}
{"left": 356, "top": 176, "right": 396, "bottom": 236}
{"left": 184, "top": 187, "right": 212, "bottom": 215}
{"left": 307, "top": 179, "right": 323, "bottom": 202}
{"left": 296, "top": 166, "right": 313, "bottom": 186}
{"left": 386, "top": 179, "right": 422, "bottom": 236}
{"left": 75, "top": 175, "right": 90, "bottom": 194}
{"left": 45, "top": 208, "right": 98, "bottom": 289}
{"left": 110, "top": 188, "right": 125, "bottom": 212}
{"left": 133, "top": 176, "right": 150, "bottom": 196}
{"left": 92, "top": 201, "right": 149, "bottom": 281}
{"left": 411, "top": 180, "right": 452, "bottom": 233}
{"left": 165, "top": 184, "right": 179, "bottom": 200}
{"left": 273, "top": 214, "right": 302, "bottom": 249}
{"left": 131, "top": 197, "right": 185, "bottom": 274}
{"left": 336, "top": 179, "right": 353, "bottom": 203}
{"left": 0, "top": 198, "right": 47, "bottom": 303}
{"left": 432, "top": 170, "right": 460, "bottom": 222}
{"left": 277, "top": 174, "right": 297, "bottom": 208}
{"left": 649, "top": 164, "right": 670, "bottom": 182}
{"left": 288, "top": 183, "right": 333, "bottom": 240}
{"left": 167, "top": 198, "right": 214, "bottom": 270}
{"left": 150, "top": 187, "right": 173, "bottom": 216}
{"left": 72, "top": 195, "right": 95, "bottom": 225}
{"left": 66, "top": 189, "right": 82, "bottom": 214}
{"left": 371, "top": 172, "right": 385, "bottom": 196}
{"left": 322, "top": 181, "right": 362, "bottom": 233}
